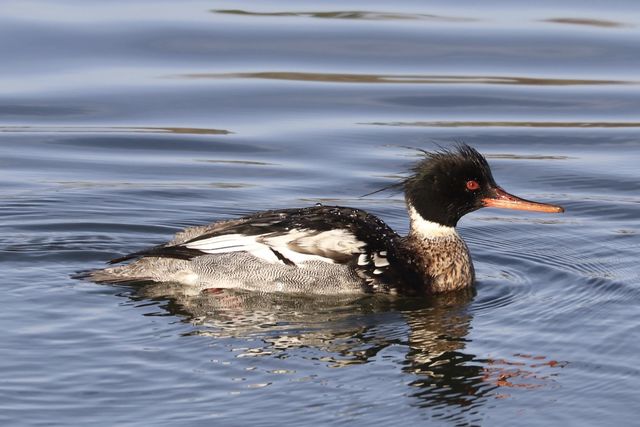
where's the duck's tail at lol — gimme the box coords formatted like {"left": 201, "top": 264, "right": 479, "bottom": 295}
{"left": 75, "top": 257, "right": 195, "bottom": 285}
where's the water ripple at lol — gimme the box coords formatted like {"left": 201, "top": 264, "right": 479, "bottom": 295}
{"left": 213, "top": 9, "right": 476, "bottom": 23}
{"left": 362, "top": 121, "right": 640, "bottom": 128}
{"left": 180, "top": 72, "right": 632, "bottom": 86}
{"left": 0, "top": 126, "right": 232, "bottom": 135}
{"left": 543, "top": 18, "right": 632, "bottom": 29}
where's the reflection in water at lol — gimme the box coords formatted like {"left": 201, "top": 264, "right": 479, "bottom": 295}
{"left": 129, "top": 283, "right": 565, "bottom": 413}
{"left": 363, "top": 120, "right": 640, "bottom": 128}
{"left": 0, "top": 126, "right": 232, "bottom": 135}
{"left": 214, "top": 9, "right": 632, "bottom": 29}
{"left": 543, "top": 18, "right": 630, "bottom": 28}
{"left": 180, "top": 72, "right": 630, "bottom": 86}
{"left": 51, "top": 181, "right": 252, "bottom": 190}
{"left": 196, "top": 159, "right": 276, "bottom": 166}
{"left": 485, "top": 154, "right": 571, "bottom": 161}
{"left": 213, "top": 9, "right": 474, "bottom": 22}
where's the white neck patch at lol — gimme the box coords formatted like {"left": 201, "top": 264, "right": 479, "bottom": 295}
{"left": 407, "top": 204, "right": 458, "bottom": 239}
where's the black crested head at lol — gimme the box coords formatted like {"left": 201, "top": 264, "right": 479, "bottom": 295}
{"left": 404, "top": 144, "right": 497, "bottom": 227}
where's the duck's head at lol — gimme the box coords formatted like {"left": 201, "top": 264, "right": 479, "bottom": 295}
{"left": 404, "top": 144, "right": 564, "bottom": 228}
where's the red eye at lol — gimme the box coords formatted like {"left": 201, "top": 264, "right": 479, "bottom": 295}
{"left": 466, "top": 180, "right": 480, "bottom": 191}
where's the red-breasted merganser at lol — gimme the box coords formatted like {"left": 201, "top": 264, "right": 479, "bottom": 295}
{"left": 90, "top": 145, "right": 564, "bottom": 294}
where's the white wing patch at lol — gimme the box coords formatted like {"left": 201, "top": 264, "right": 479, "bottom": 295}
{"left": 183, "top": 228, "right": 366, "bottom": 266}
{"left": 372, "top": 252, "right": 390, "bottom": 267}
{"left": 185, "top": 234, "right": 280, "bottom": 262}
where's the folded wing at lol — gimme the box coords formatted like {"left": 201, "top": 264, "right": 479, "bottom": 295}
{"left": 109, "top": 206, "right": 401, "bottom": 279}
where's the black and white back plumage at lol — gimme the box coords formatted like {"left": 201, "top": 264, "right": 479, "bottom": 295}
{"left": 102, "top": 206, "right": 418, "bottom": 294}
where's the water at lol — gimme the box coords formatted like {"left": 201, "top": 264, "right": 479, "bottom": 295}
{"left": 2, "top": 1, "right": 640, "bottom": 425}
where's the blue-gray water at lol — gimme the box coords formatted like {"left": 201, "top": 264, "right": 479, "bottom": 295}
{"left": 2, "top": 1, "right": 640, "bottom": 425}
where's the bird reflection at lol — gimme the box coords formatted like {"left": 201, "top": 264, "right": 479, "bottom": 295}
{"left": 127, "top": 282, "right": 563, "bottom": 414}
{"left": 400, "top": 291, "right": 492, "bottom": 410}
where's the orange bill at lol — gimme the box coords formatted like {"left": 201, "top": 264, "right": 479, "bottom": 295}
{"left": 482, "top": 187, "right": 564, "bottom": 213}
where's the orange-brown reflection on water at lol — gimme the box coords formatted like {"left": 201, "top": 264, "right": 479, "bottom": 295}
{"left": 482, "top": 353, "right": 569, "bottom": 399}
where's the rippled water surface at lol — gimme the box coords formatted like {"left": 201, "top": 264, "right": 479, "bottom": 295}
{"left": 2, "top": 1, "right": 640, "bottom": 425}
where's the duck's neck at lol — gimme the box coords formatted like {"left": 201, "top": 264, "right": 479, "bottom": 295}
{"left": 408, "top": 204, "right": 459, "bottom": 240}
{"left": 405, "top": 204, "right": 475, "bottom": 293}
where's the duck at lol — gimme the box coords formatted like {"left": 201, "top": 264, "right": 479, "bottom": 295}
{"left": 89, "top": 144, "right": 564, "bottom": 295}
